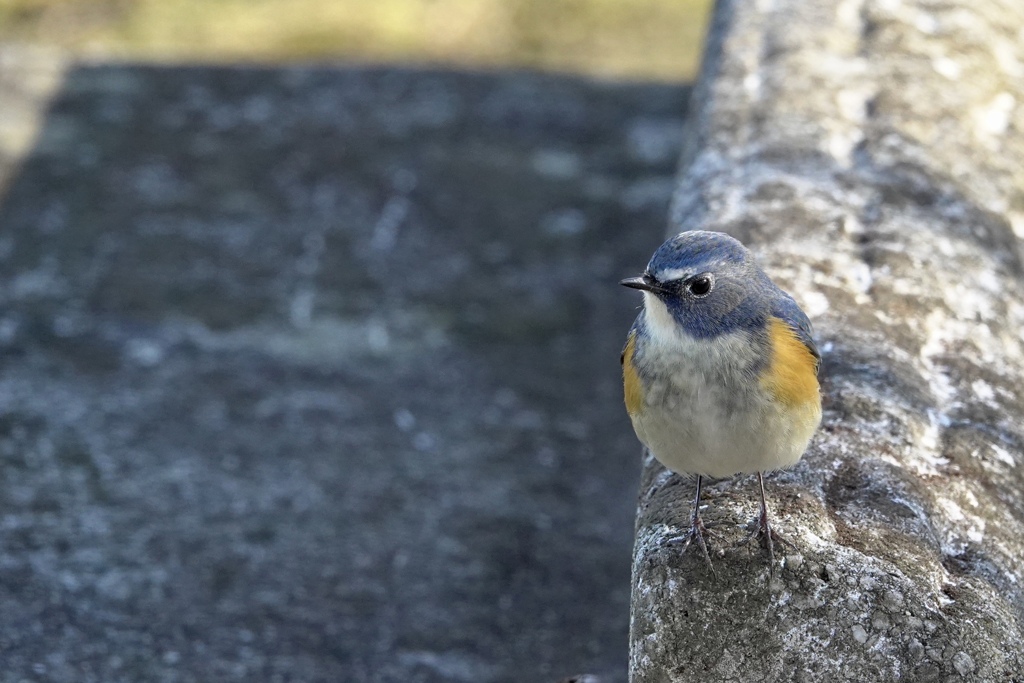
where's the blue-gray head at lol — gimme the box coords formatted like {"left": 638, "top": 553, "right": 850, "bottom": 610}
{"left": 621, "top": 231, "right": 781, "bottom": 340}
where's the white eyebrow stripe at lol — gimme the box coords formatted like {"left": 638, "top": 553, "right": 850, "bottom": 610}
{"left": 657, "top": 267, "right": 690, "bottom": 282}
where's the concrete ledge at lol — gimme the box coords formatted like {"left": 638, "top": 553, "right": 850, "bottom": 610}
{"left": 630, "top": 0, "right": 1024, "bottom": 680}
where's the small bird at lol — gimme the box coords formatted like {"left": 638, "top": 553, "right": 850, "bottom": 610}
{"left": 620, "top": 231, "right": 821, "bottom": 569}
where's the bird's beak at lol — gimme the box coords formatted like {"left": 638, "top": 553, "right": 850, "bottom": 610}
{"left": 620, "top": 274, "right": 661, "bottom": 293}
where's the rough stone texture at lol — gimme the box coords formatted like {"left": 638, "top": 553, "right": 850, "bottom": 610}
{"left": 631, "top": 0, "right": 1024, "bottom": 681}
{"left": 0, "top": 54, "right": 690, "bottom": 682}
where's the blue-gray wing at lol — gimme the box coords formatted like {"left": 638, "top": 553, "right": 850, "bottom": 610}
{"left": 772, "top": 294, "right": 821, "bottom": 375}
{"left": 621, "top": 314, "right": 644, "bottom": 366}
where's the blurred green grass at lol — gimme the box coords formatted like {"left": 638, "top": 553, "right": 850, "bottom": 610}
{"left": 0, "top": 0, "right": 712, "bottom": 80}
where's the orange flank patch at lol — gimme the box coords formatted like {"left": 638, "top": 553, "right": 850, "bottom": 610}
{"left": 622, "top": 332, "right": 644, "bottom": 417}
{"left": 762, "top": 317, "right": 820, "bottom": 408}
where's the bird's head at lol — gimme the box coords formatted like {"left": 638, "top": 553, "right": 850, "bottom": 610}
{"left": 620, "top": 231, "right": 772, "bottom": 341}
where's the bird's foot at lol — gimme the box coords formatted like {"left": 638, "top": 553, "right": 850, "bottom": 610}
{"left": 664, "top": 512, "right": 719, "bottom": 576}
{"left": 739, "top": 507, "right": 793, "bottom": 570}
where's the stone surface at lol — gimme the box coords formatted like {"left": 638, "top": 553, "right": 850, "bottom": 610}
{"left": 630, "top": 0, "right": 1024, "bottom": 681}
{"left": 0, "top": 56, "right": 690, "bottom": 682}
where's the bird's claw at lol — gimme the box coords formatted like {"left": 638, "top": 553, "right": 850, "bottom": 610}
{"left": 663, "top": 514, "right": 718, "bottom": 576}
{"left": 738, "top": 508, "right": 793, "bottom": 570}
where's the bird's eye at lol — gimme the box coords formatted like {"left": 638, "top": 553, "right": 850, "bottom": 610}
{"left": 687, "top": 274, "right": 714, "bottom": 297}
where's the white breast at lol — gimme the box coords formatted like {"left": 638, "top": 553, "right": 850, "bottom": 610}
{"left": 630, "top": 296, "right": 814, "bottom": 479}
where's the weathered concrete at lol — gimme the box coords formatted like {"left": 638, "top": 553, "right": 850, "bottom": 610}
{"left": 0, "top": 54, "right": 690, "bottom": 682}
{"left": 630, "top": 0, "right": 1024, "bottom": 681}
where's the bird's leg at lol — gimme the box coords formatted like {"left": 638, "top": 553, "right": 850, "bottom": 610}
{"left": 741, "top": 472, "right": 794, "bottom": 566}
{"left": 665, "top": 475, "right": 716, "bottom": 574}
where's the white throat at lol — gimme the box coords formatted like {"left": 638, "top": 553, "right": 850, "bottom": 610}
{"left": 640, "top": 291, "right": 762, "bottom": 373}
{"left": 642, "top": 291, "right": 683, "bottom": 347}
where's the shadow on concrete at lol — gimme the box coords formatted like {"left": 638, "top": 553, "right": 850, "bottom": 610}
{"left": 0, "top": 61, "right": 689, "bottom": 682}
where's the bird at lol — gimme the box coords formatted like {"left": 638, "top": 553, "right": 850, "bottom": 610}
{"left": 620, "top": 230, "right": 821, "bottom": 570}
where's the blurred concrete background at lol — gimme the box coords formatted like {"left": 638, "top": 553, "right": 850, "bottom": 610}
{"left": 0, "top": 2, "right": 705, "bottom": 681}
